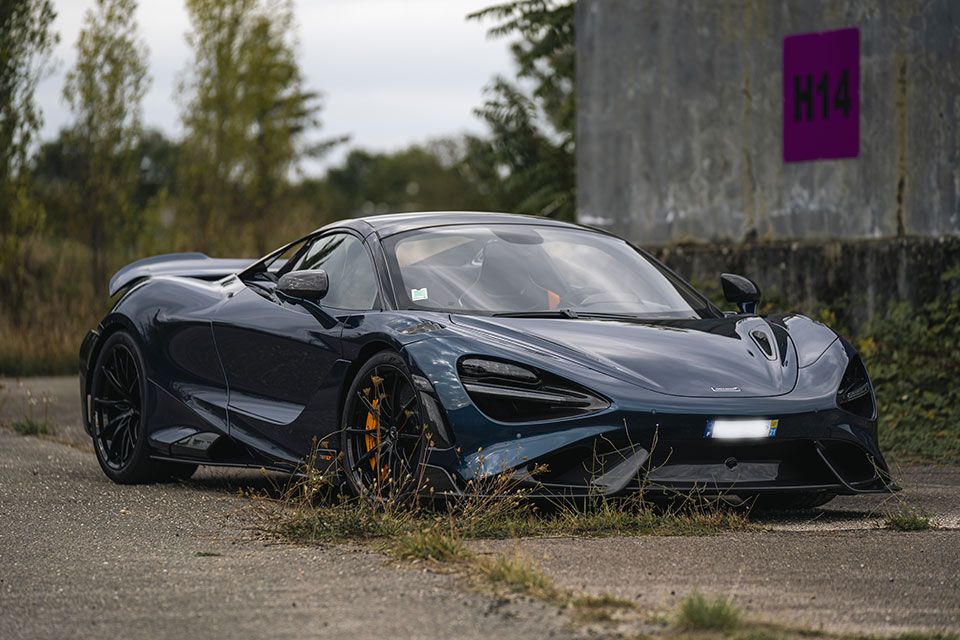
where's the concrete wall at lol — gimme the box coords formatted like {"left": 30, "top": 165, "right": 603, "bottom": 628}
{"left": 651, "top": 237, "right": 960, "bottom": 329}
{"left": 576, "top": 0, "right": 960, "bottom": 245}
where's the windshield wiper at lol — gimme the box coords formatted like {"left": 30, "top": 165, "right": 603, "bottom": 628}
{"left": 492, "top": 309, "right": 579, "bottom": 319}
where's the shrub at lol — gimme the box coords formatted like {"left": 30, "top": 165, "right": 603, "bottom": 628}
{"left": 675, "top": 591, "right": 742, "bottom": 632}
{"left": 859, "top": 268, "right": 960, "bottom": 464}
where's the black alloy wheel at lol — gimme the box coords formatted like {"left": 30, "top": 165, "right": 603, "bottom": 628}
{"left": 93, "top": 340, "right": 141, "bottom": 470}
{"left": 340, "top": 351, "right": 428, "bottom": 500}
{"left": 90, "top": 331, "right": 196, "bottom": 483}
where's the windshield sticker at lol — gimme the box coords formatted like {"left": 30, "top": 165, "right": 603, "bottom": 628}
{"left": 410, "top": 287, "right": 429, "bottom": 302}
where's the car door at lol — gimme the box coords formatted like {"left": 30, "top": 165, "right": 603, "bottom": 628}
{"left": 212, "top": 231, "right": 381, "bottom": 460}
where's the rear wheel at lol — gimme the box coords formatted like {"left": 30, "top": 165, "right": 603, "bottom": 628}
{"left": 340, "top": 351, "right": 428, "bottom": 501}
{"left": 90, "top": 331, "right": 197, "bottom": 484}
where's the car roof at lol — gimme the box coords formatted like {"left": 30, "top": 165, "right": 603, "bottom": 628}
{"left": 318, "top": 211, "right": 594, "bottom": 239}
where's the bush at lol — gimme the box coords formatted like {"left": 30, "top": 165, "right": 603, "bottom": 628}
{"left": 675, "top": 591, "right": 742, "bottom": 631}
{"left": 859, "top": 267, "right": 960, "bottom": 464}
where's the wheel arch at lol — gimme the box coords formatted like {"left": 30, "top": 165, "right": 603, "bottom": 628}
{"left": 336, "top": 339, "right": 398, "bottom": 424}
{"left": 81, "top": 313, "right": 146, "bottom": 427}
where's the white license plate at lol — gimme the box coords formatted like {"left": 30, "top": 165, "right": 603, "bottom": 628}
{"left": 705, "top": 418, "right": 778, "bottom": 440}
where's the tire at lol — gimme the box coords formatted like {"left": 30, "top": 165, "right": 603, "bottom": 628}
{"left": 750, "top": 492, "right": 837, "bottom": 511}
{"left": 89, "top": 331, "right": 198, "bottom": 484}
{"left": 339, "top": 351, "right": 428, "bottom": 501}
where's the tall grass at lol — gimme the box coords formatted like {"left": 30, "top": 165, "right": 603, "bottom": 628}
{"left": 0, "top": 237, "right": 102, "bottom": 375}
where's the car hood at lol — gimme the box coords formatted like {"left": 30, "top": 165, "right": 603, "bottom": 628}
{"left": 448, "top": 314, "right": 801, "bottom": 398}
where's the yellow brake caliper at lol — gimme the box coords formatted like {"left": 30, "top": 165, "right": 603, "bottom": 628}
{"left": 363, "top": 376, "right": 389, "bottom": 483}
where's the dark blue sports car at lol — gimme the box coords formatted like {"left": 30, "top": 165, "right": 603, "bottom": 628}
{"left": 79, "top": 211, "right": 895, "bottom": 507}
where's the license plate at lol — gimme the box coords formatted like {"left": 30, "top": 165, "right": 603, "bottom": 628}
{"left": 705, "top": 418, "right": 778, "bottom": 440}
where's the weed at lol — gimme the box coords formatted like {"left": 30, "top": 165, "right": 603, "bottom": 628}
{"left": 570, "top": 593, "right": 637, "bottom": 623}
{"left": 737, "top": 629, "right": 791, "bottom": 640}
{"left": 10, "top": 418, "right": 54, "bottom": 436}
{"left": 279, "top": 499, "right": 412, "bottom": 542}
{"left": 2, "top": 381, "right": 57, "bottom": 438}
{"left": 475, "top": 551, "right": 561, "bottom": 602}
{"left": 884, "top": 508, "right": 932, "bottom": 531}
{"left": 541, "top": 496, "right": 751, "bottom": 538}
{"left": 389, "top": 527, "right": 471, "bottom": 563}
{"left": 675, "top": 591, "right": 742, "bottom": 632}
{"left": 886, "top": 633, "right": 960, "bottom": 640}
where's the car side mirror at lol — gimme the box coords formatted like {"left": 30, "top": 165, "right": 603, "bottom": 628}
{"left": 720, "top": 273, "right": 761, "bottom": 315}
{"left": 278, "top": 269, "right": 329, "bottom": 301}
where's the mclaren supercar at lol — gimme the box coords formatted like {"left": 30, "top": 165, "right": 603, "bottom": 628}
{"left": 80, "top": 212, "right": 896, "bottom": 507}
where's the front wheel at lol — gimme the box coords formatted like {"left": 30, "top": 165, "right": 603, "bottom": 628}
{"left": 89, "top": 331, "right": 197, "bottom": 484}
{"left": 339, "top": 351, "right": 429, "bottom": 501}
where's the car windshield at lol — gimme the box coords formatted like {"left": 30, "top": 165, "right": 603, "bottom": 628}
{"left": 382, "top": 224, "right": 714, "bottom": 318}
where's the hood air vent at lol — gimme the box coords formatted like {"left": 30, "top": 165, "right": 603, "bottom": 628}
{"left": 750, "top": 329, "right": 776, "bottom": 360}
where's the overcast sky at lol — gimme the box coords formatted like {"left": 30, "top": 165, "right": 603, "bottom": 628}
{"left": 34, "top": 0, "right": 515, "bottom": 173}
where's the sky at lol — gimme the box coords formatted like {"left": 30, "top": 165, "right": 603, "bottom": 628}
{"left": 34, "top": 0, "right": 515, "bottom": 173}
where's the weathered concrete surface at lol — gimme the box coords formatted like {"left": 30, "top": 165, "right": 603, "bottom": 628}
{"left": 0, "top": 429, "right": 577, "bottom": 640}
{"left": 475, "top": 466, "right": 960, "bottom": 636}
{"left": 0, "top": 376, "right": 89, "bottom": 450}
{"left": 651, "top": 236, "right": 960, "bottom": 329}
{"left": 577, "top": 0, "right": 960, "bottom": 244}
{"left": 4, "top": 377, "right": 960, "bottom": 637}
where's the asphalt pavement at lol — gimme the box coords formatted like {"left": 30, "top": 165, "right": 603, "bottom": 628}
{"left": 1, "top": 376, "right": 958, "bottom": 638}
{"left": 0, "top": 429, "right": 575, "bottom": 640}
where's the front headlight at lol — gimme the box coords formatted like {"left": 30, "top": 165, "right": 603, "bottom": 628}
{"left": 836, "top": 342, "right": 875, "bottom": 419}
{"left": 458, "top": 357, "right": 609, "bottom": 423}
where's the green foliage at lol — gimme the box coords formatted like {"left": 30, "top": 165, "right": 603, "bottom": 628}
{"left": 9, "top": 418, "right": 54, "bottom": 436}
{"left": 32, "top": 128, "right": 180, "bottom": 247}
{"left": 675, "top": 592, "right": 743, "bottom": 632}
{"left": 884, "top": 508, "right": 932, "bottom": 532}
{"left": 311, "top": 139, "right": 504, "bottom": 218}
{"left": 888, "top": 633, "right": 960, "bottom": 640}
{"left": 278, "top": 498, "right": 411, "bottom": 542}
{"left": 62, "top": 0, "right": 150, "bottom": 297}
{"left": 469, "top": 1, "right": 575, "bottom": 219}
{"left": 177, "top": 0, "right": 328, "bottom": 254}
{"left": 858, "top": 268, "right": 960, "bottom": 464}
{"left": 390, "top": 528, "right": 471, "bottom": 563}
{"left": 0, "top": 0, "right": 58, "bottom": 210}
{"left": 0, "top": 0, "right": 58, "bottom": 318}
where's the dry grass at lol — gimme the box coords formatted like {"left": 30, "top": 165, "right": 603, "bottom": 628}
{"left": 0, "top": 237, "right": 103, "bottom": 376}
{"left": 254, "top": 461, "right": 950, "bottom": 640}
{"left": 474, "top": 550, "right": 561, "bottom": 600}
{"left": 389, "top": 528, "right": 471, "bottom": 563}
{"left": 674, "top": 591, "right": 743, "bottom": 632}
{"left": 1, "top": 380, "right": 59, "bottom": 438}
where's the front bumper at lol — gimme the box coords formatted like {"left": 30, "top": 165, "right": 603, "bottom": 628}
{"left": 420, "top": 407, "right": 897, "bottom": 498}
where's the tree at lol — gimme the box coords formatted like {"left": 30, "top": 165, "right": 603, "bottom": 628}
{"left": 62, "top": 0, "right": 150, "bottom": 296}
{"left": 468, "top": 1, "right": 575, "bottom": 220}
{"left": 310, "top": 138, "right": 505, "bottom": 219}
{"left": 32, "top": 127, "right": 178, "bottom": 239}
{"left": 177, "top": 0, "right": 324, "bottom": 254}
{"left": 0, "top": 0, "right": 57, "bottom": 314}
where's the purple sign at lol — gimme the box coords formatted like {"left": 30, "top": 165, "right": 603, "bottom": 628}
{"left": 783, "top": 27, "right": 859, "bottom": 163}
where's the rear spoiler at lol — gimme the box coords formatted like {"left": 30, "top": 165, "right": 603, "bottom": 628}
{"left": 108, "top": 252, "right": 254, "bottom": 297}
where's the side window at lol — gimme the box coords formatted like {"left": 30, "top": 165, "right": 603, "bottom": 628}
{"left": 265, "top": 239, "right": 308, "bottom": 275}
{"left": 292, "top": 233, "right": 379, "bottom": 310}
